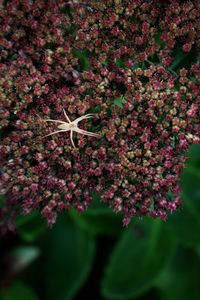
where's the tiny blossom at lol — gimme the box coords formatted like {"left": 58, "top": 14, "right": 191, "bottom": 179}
{"left": 0, "top": 0, "right": 200, "bottom": 230}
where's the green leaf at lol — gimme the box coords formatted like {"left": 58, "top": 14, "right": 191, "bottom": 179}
{"left": 61, "top": 6, "right": 73, "bottom": 18}
{"left": 72, "top": 49, "right": 90, "bottom": 71}
{"left": 69, "top": 193, "right": 122, "bottom": 236}
{"left": 15, "top": 212, "right": 47, "bottom": 242}
{"left": 156, "top": 248, "right": 200, "bottom": 300}
{"left": 154, "top": 30, "right": 164, "bottom": 47}
{"left": 69, "top": 208, "right": 122, "bottom": 236}
{"left": 65, "top": 23, "right": 77, "bottom": 34}
{"left": 132, "top": 61, "right": 145, "bottom": 70}
{"left": 166, "top": 144, "right": 200, "bottom": 246}
{"left": 112, "top": 95, "right": 127, "bottom": 109}
{"left": 41, "top": 214, "right": 95, "bottom": 300}
{"left": 170, "top": 46, "right": 198, "bottom": 71}
{"left": 115, "top": 58, "right": 126, "bottom": 68}
{"left": 190, "top": 77, "right": 199, "bottom": 83}
{"left": 11, "top": 54, "right": 18, "bottom": 60}
{"left": 0, "top": 281, "right": 39, "bottom": 300}
{"left": 185, "top": 144, "right": 200, "bottom": 169}
{"left": 166, "top": 167, "right": 200, "bottom": 246}
{"left": 181, "top": 169, "right": 200, "bottom": 202}
{"left": 101, "top": 218, "right": 174, "bottom": 300}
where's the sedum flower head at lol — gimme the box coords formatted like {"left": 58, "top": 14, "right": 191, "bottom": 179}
{"left": 0, "top": 0, "right": 200, "bottom": 229}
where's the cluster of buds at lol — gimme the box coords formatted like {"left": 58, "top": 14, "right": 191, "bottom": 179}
{"left": 0, "top": 0, "right": 199, "bottom": 229}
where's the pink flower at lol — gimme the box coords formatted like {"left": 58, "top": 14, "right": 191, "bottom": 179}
{"left": 0, "top": 0, "right": 200, "bottom": 230}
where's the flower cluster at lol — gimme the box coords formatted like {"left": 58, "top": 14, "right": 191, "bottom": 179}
{"left": 0, "top": 0, "right": 200, "bottom": 229}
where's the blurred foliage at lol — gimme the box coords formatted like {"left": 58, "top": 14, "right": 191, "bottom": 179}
{"left": 69, "top": 193, "right": 123, "bottom": 236}
{"left": 15, "top": 212, "right": 47, "bottom": 243}
{"left": 166, "top": 144, "right": 200, "bottom": 247}
{"left": 0, "top": 281, "right": 39, "bottom": 300}
{"left": 101, "top": 219, "right": 174, "bottom": 299}
{"left": 155, "top": 247, "right": 200, "bottom": 300}
{"left": 1, "top": 143, "right": 200, "bottom": 300}
{"left": 170, "top": 46, "right": 199, "bottom": 72}
{"left": 37, "top": 216, "right": 95, "bottom": 300}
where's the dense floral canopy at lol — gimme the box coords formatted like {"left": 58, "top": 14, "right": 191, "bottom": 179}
{"left": 0, "top": 0, "right": 200, "bottom": 229}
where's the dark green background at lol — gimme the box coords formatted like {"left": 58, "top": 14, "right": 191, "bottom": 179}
{"left": 0, "top": 144, "right": 200, "bottom": 300}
